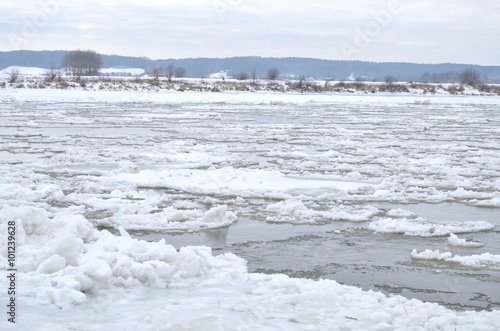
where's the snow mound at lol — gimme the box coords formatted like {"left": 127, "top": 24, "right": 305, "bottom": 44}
{"left": 368, "top": 217, "right": 494, "bottom": 237}
{"left": 411, "top": 249, "right": 500, "bottom": 270}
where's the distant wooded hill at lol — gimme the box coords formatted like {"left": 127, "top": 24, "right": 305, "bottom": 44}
{"left": 2, "top": 50, "right": 500, "bottom": 83}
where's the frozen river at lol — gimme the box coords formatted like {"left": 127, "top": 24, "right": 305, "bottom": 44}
{"left": 1, "top": 90, "right": 499, "bottom": 330}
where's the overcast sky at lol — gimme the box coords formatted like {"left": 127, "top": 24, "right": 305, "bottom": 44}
{"left": 2, "top": 0, "right": 499, "bottom": 65}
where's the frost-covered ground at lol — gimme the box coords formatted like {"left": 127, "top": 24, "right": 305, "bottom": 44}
{"left": 2, "top": 67, "right": 500, "bottom": 96}
{"left": 0, "top": 89, "right": 499, "bottom": 330}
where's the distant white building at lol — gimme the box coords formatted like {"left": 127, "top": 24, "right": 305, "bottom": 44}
{"left": 209, "top": 70, "right": 228, "bottom": 80}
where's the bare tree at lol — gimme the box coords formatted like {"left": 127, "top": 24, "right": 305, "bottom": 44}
{"left": 152, "top": 68, "right": 163, "bottom": 80}
{"left": 234, "top": 72, "right": 249, "bottom": 80}
{"left": 420, "top": 72, "right": 431, "bottom": 84}
{"left": 424, "top": 71, "right": 460, "bottom": 84}
{"left": 267, "top": 68, "right": 279, "bottom": 80}
{"left": 385, "top": 75, "right": 396, "bottom": 85}
{"left": 297, "top": 75, "right": 306, "bottom": 89}
{"left": 8, "top": 68, "right": 20, "bottom": 83}
{"left": 460, "top": 69, "right": 481, "bottom": 86}
{"left": 165, "top": 63, "right": 175, "bottom": 82}
{"left": 251, "top": 68, "right": 257, "bottom": 84}
{"left": 62, "top": 50, "right": 102, "bottom": 77}
{"left": 45, "top": 65, "right": 62, "bottom": 81}
{"left": 174, "top": 66, "right": 186, "bottom": 78}
{"left": 324, "top": 76, "right": 334, "bottom": 88}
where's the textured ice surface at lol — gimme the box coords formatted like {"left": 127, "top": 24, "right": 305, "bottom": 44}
{"left": 1, "top": 89, "right": 499, "bottom": 330}
{"left": 0, "top": 206, "right": 499, "bottom": 330}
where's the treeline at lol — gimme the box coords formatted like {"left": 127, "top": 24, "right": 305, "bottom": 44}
{"left": 3, "top": 50, "right": 500, "bottom": 82}
{"left": 48, "top": 50, "right": 286, "bottom": 83}
{"left": 420, "top": 70, "right": 481, "bottom": 85}
{"left": 151, "top": 63, "right": 186, "bottom": 81}
{"left": 62, "top": 50, "right": 101, "bottom": 77}
{"left": 57, "top": 50, "right": 191, "bottom": 80}
{"left": 3, "top": 49, "right": 491, "bottom": 87}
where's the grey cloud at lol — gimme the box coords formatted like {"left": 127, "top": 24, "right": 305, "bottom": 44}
{"left": 1, "top": 0, "right": 499, "bottom": 65}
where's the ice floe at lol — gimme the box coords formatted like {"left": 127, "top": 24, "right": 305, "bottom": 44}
{"left": 447, "top": 233, "right": 485, "bottom": 248}
{"left": 368, "top": 217, "right": 494, "bottom": 237}
{"left": 411, "top": 249, "right": 500, "bottom": 271}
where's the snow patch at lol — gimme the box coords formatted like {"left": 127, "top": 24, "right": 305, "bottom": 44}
{"left": 0, "top": 66, "right": 48, "bottom": 77}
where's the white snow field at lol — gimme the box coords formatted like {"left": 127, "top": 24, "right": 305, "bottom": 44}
{"left": 0, "top": 89, "right": 499, "bottom": 330}
{"left": 0, "top": 66, "right": 48, "bottom": 78}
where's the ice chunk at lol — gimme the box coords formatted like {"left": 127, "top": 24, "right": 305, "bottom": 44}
{"left": 103, "top": 205, "right": 237, "bottom": 231}
{"left": 411, "top": 250, "right": 500, "bottom": 270}
{"left": 369, "top": 217, "right": 494, "bottom": 237}
{"left": 202, "top": 205, "right": 230, "bottom": 224}
{"left": 36, "top": 254, "right": 67, "bottom": 274}
{"left": 449, "top": 253, "right": 500, "bottom": 270}
{"left": 37, "top": 287, "right": 87, "bottom": 309}
{"left": 36, "top": 234, "right": 81, "bottom": 269}
{"left": 387, "top": 208, "right": 416, "bottom": 218}
{"left": 447, "top": 233, "right": 485, "bottom": 248}
{"left": 265, "top": 200, "right": 379, "bottom": 224}
{"left": 118, "top": 225, "right": 131, "bottom": 238}
{"left": 266, "top": 199, "right": 308, "bottom": 213}
{"left": 110, "top": 167, "right": 375, "bottom": 199}
{"left": 411, "top": 249, "right": 453, "bottom": 260}
{"left": 175, "top": 246, "right": 210, "bottom": 279}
